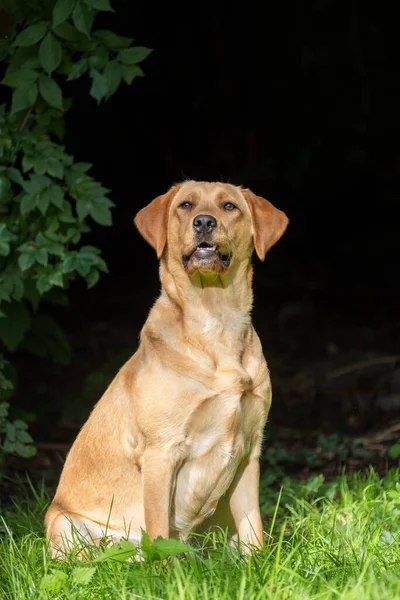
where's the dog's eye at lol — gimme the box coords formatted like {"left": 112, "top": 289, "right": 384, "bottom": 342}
{"left": 223, "top": 202, "right": 236, "bottom": 211}
{"left": 179, "top": 201, "right": 192, "bottom": 209}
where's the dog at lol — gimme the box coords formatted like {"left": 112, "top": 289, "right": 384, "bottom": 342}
{"left": 45, "top": 180, "right": 288, "bottom": 556}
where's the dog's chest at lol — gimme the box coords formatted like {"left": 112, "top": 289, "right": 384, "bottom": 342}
{"left": 187, "top": 388, "right": 262, "bottom": 458}
{"left": 172, "top": 385, "right": 266, "bottom": 532}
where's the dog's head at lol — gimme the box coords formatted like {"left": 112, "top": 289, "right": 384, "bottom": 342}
{"left": 135, "top": 181, "right": 288, "bottom": 276}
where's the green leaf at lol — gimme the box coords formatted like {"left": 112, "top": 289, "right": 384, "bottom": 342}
{"left": 150, "top": 537, "right": 192, "bottom": 558}
{"left": 7, "top": 168, "right": 23, "bottom": 185}
{"left": 84, "top": 0, "right": 114, "bottom": 11}
{"left": 86, "top": 269, "right": 100, "bottom": 288}
{"left": 10, "top": 46, "right": 38, "bottom": 68}
{"left": 46, "top": 267, "right": 64, "bottom": 289}
{"left": 18, "top": 252, "right": 35, "bottom": 271}
{"left": 21, "top": 155, "right": 35, "bottom": 173}
{"left": 66, "top": 248, "right": 104, "bottom": 278}
{"left": 23, "top": 446, "right": 38, "bottom": 458}
{"left": 117, "top": 46, "right": 152, "bottom": 65}
{"left": 34, "top": 157, "right": 47, "bottom": 175}
{"left": 0, "top": 223, "right": 17, "bottom": 242}
{"left": 14, "top": 420, "right": 29, "bottom": 430}
{"left": 84, "top": 243, "right": 105, "bottom": 257}
{"left": 3, "top": 439, "right": 15, "bottom": 453}
{"left": 46, "top": 158, "right": 64, "bottom": 179}
{"left": 16, "top": 429, "right": 33, "bottom": 443}
{"left": 35, "top": 232, "right": 64, "bottom": 256}
{"left": 103, "top": 60, "right": 122, "bottom": 98}
{"left": 94, "top": 539, "right": 137, "bottom": 563}
{"left": 71, "top": 567, "right": 96, "bottom": 585}
{"left": 22, "top": 142, "right": 68, "bottom": 178}
{"left": 14, "top": 22, "right": 48, "bottom": 47}
{"left": 59, "top": 204, "right": 77, "bottom": 223}
{"left": 89, "top": 69, "right": 107, "bottom": 103}
{"left": 140, "top": 530, "right": 151, "bottom": 554}
{"left": 88, "top": 46, "right": 109, "bottom": 70}
{"left": 53, "top": 22, "right": 86, "bottom": 42}
{"left": 36, "top": 276, "right": 51, "bottom": 294}
{"left": 2, "top": 68, "right": 38, "bottom": 88}
{"left": 64, "top": 163, "right": 92, "bottom": 187}
{"left": 72, "top": 2, "right": 95, "bottom": 38}
{"left": 11, "top": 83, "right": 38, "bottom": 114}
{"left": 139, "top": 530, "right": 193, "bottom": 562}
{"left": 39, "top": 75, "right": 63, "bottom": 109}
{"left": 5, "top": 421, "right": 17, "bottom": 442}
{"left": 67, "top": 58, "right": 88, "bottom": 81}
{"left": 45, "top": 216, "right": 60, "bottom": 237}
{"left": 121, "top": 64, "right": 144, "bottom": 85}
{"left": 0, "top": 243, "right": 9, "bottom": 256}
{"left": 6, "top": 272, "right": 24, "bottom": 302}
{"left": 20, "top": 193, "right": 37, "bottom": 215}
{"left": 75, "top": 199, "right": 89, "bottom": 220}
{"left": 90, "top": 203, "right": 112, "bottom": 225}
{"left": 62, "top": 252, "right": 78, "bottom": 273}
{"left": 0, "top": 224, "right": 17, "bottom": 256}
{"left": 0, "top": 302, "right": 31, "bottom": 351}
{"left": 75, "top": 260, "right": 90, "bottom": 276}
{"left": 0, "top": 277, "right": 11, "bottom": 303}
{"left": 70, "top": 175, "right": 113, "bottom": 222}
{"left": 50, "top": 184, "right": 64, "bottom": 208}
{"left": 76, "top": 261, "right": 91, "bottom": 278}
{"left": 15, "top": 442, "right": 36, "bottom": 458}
{"left": 72, "top": 162, "right": 92, "bottom": 173}
{"left": 40, "top": 571, "right": 68, "bottom": 594}
{"left": 39, "top": 33, "right": 63, "bottom": 74}
{"left": 37, "top": 190, "right": 51, "bottom": 215}
{"left": 0, "top": 403, "right": 10, "bottom": 419}
{"left": 21, "top": 56, "right": 40, "bottom": 70}
{"left": 93, "top": 30, "right": 133, "bottom": 48}
{"left": 53, "top": 0, "right": 76, "bottom": 28}
{"left": 21, "top": 175, "right": 51, "bottom": 194}
{"left": 38, "top": 185, "right": 63, "bottom": 213}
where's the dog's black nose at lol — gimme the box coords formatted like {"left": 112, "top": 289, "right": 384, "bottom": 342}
{"left": 193, "top": 214, "right": 217, "bottom": 235}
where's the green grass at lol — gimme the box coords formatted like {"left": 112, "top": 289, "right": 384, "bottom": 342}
{"left": 1, "top": 468, "right": 400, "bottom": 599}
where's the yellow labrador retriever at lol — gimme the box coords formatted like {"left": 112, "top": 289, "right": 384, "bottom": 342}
{"left": 45, "top": 181, "right": 288, "bottom": 556}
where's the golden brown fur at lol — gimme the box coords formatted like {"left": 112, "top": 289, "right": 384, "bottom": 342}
{"left": 45, "top": 181, "right": 288, "bottom": 556}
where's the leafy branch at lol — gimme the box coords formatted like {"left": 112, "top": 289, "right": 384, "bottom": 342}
{"left": 0, "top": 0, "right": 151, "bottom": 463}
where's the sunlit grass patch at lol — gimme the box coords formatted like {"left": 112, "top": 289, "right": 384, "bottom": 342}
{"left": 1, "top": 468, "right": 400, "bottom": 599}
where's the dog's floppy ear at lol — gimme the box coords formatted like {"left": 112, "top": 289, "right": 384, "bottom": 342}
{"left": 242, "top": 189, "right": 288, "bottom": 261}
{"left": 134, "top": 184, "right": 182, "bottom": 258}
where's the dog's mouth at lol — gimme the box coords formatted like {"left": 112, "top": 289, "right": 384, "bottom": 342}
{"left": 182, "top": 242, "right": 231, "bottom": 271}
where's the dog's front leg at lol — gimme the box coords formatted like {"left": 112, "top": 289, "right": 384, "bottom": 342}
{"left": 229, "top": 458, "right": 264, "bottom": 551}
{"left": 142, "top": 447, "right": 175, "bottom": 540}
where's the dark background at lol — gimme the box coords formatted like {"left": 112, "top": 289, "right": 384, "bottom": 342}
{"left": 11, "top": 0, "right": 400, "bottom": 467}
